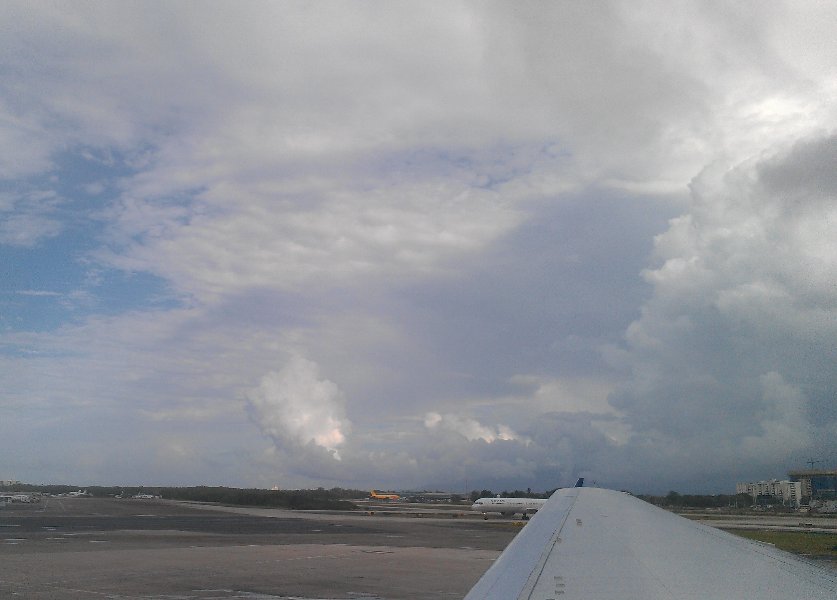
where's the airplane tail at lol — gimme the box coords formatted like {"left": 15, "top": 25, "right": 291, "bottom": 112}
{"left": 574, "top": 478, "right": 584, "bottom": 487}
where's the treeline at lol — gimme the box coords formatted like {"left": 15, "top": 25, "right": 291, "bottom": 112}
{"left": 464, "top": 488, "right": 759, "bottom": 509}
{"left": 0, "top": 484, "right": 363, "bottom": 510}
{"left": 638, "top": 491, "right": 755, "bottom": 509}
{"left": 4, "top": 484, "right": 767, "bottom": 511}
{"left": 157, "top": 487, "right": 360, "bottom": 510}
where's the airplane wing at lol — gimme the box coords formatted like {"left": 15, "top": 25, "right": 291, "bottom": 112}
{"left": 464, "top": 486, "right": 837, "bottom": 599}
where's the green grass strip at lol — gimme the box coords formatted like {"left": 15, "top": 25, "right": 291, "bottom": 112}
{"left": 726, "top": 529, "right": 837, "bottom": 558}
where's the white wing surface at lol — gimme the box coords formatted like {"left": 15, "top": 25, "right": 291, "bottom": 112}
{"left": 464, "top": 486, "right": 837, "bottom": 599}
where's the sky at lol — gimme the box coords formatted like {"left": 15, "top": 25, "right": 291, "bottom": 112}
{"left": 1, "top": 1, "right": 836, "bottom": 494}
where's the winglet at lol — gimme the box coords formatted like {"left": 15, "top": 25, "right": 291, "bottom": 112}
{"left": 574, "top": 477, "right": 584, "bottom": 487}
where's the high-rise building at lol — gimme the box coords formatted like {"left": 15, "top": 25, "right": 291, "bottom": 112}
{"left": 735, "top": 479, "right": 802, "bottom": 507}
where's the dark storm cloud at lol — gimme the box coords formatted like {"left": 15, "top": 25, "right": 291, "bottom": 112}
{"left": 604, "top": 134, "right": 837, "bottom": 492}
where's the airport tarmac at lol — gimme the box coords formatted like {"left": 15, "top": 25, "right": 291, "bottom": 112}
{"left": 0, "top": 497, "right": 520, "bottom": 599}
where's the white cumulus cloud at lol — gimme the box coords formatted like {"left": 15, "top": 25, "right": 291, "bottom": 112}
{"left": 424, "top": 411, "right": 523, "bottom": 444}
{"left": 246, "top": 356, "right": 350, "bottom": 459}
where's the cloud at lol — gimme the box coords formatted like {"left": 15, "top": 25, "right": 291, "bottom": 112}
{"left": 0, "top": 214, "right": 61, "bottom": 247}
{"left": 0, "top": 101, "right": 57, "bottom": 179}
{"left": 1, "top": 2, "right": 836, "bottom": 493}
{"left": 32, "top": 0, "right": 827, "bottom": 314}
{"left": 97, "top": 181, "right": 521, "bottom": 302}
{"left": 607, "top": 133, "right": 837, "bottom": 488}
{"left": 740, "top": 371, "right": 812, "bottom": 460}
{"left": 424, "top": 411, "right": 524, "bottom": 444}
{"left": 0, "top": 190, "right": 64, "bottom": 247}
{"left": 246, "top": 356, "right": 350, "bottom": 459}
{"left": 15, "top": 290, "right": 62, "bottom": 297}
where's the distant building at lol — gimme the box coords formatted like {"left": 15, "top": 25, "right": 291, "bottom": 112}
{"left": 736, "top": 479, "right": 802, "bottom": 507}
{"left": 402, "top": 491, "right": 454, "bottom": 502}
{"left": 788, "top": 469, "right": 837, "bottom": 501}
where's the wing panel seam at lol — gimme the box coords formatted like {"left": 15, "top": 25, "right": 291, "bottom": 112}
{"left": 521, "top": 489, "right": 580, "bottom": 599}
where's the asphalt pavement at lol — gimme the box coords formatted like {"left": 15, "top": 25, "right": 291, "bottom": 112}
{"left": 0, "top": 497, "right": 520, "bottom": 599}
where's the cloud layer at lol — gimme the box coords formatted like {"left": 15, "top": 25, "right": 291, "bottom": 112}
{"left": 1, "top": 2, "right": 835, "bottom": 493}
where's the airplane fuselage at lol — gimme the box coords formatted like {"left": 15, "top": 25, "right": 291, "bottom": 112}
{"left": 369, "top": 490, "right": 400, "bottom": 500}
{"left": 471, "top": 497, "right": 547, "bottom": 517}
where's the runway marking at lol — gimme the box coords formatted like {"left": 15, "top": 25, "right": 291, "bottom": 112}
{"left": 191, "top": 592, "right": 385, "bottom": 600}
{"left": 271, "top": 551, "right": 357, "bottom": 562}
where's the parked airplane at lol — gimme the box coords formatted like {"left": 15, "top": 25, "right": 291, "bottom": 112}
{"left": 9, "top": 494, "right": 32, "bottom": 503}
{"left": 470, "top": 496, "right": 547, "bottom": 519}
{"left": 369, "top": 490, "right": 400, "bottom": 500}
{"left": 464, "top": 481, "right": 837, "bottom": 599}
